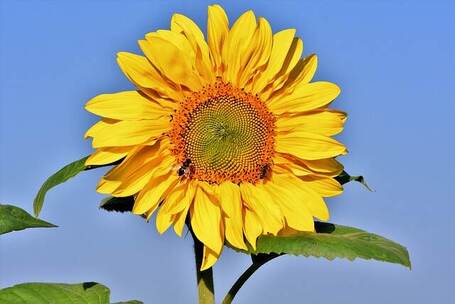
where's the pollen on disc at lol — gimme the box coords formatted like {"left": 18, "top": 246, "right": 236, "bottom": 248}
{"left": 170, "top": 80, "right": 275, "bottom": 184}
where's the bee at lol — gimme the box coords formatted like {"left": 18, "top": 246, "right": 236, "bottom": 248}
{"left": 259, "top": 163, "right": 271, "bottom": 179}
{"left": 177, "top": 158, "right": 193, "bottom": 179}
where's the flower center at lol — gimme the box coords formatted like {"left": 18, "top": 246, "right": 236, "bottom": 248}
{"left": 169, "top": 80, "right": 275, "bottom": 184}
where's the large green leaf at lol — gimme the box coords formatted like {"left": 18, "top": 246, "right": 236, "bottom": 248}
{"left": 0, "top": 282, "right": 142, "bottom": 304}
{"left": 0, "top": 204, "right": 56, "bottom": 235}
{"left": 237, "top": 222, "right": 411, "bottom": 269}
{"left": 33, "top": 156, "right": 89, "bottom": 217}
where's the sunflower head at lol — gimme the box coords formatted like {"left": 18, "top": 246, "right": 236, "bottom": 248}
{"left": 85, "top": 4, "right": 347, "bottom": 270}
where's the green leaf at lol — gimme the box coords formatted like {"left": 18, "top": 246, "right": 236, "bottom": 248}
{"left": 0, "top": 282, "right": 142, "bottom": 304}
{"left": 100, "top": 196, "right": 134, "bottom": 213}
{"left": 0, "top": 282, "right": 108, "bottom": 304}
{"left": 0, "top": 204, "right": 56, "bottom": 235}
{"left": 33, "top": 156, "right": 89, "bottom": 217}
{"left": 235, "top": 222, "right": 411, "bottom": 269}
{"left": 33, "top": 156, "right": 125, "bottom": 218}
{"left": 335, "top": 170, "right": 374, "bottom": 191}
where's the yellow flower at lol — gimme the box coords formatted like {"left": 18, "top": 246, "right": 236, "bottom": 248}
{"left": 84, "top": 5, "right": 347, "bottom": 270}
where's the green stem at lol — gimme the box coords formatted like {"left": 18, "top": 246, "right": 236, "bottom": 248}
{"left": 192, "top": 231, "right": 215, "bottom": 304}
{"left": 222, "top": 254, "right": 279, "bottom": 304}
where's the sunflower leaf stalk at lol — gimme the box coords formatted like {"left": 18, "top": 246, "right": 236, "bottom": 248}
{"left": 222, "top": 254, "right": 280, "bottom": 304}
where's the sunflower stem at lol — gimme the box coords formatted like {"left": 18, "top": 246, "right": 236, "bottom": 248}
{"left": 192, "top": 230, "right": 215, "bottom": 304}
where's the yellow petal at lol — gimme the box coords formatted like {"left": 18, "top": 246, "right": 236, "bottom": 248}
{"left": 201, "top": 245, "right": 221, "bottom": 271}
{"left": 222, "top": 10, "right": 257, "bottom": 85}
{"left": 156, "top": 207, "right": 174, "bottom": 234}
{"left": 292, "top": 54, "right": 318, "bottom": 87}
{"left": 170, "top": 15, "right": 203, "bottom": 52}
{"left": 279, "top": 173, "right": 330, "bottom": 221}
{"left": 267, "top": 54, "right": 319, "bottom": 104}
{"left": 87, "top": 118, "right": 169, "bottom": 148}
{"left": 243, "top": 208, "right": 262, "bottom": 249}
{"left": 146, "top": 30, "right": 194, "bottom": 56}
{"left": 117, "top": 52, "right": 183, "bottom": 101}
{"left": 280, "top": 38, "right": 304, "bottom": 78}
{"left": 284, "top": 38, "right": 304, "bottom": 72}
{"left": 268, "top": 81, "right": 340, "bottom": 114}
{"left": 132, "top": 172, "right": 179, "bottom": 215}
{"left": 276, "top": 109, "right": 347, "bottom": 136}
{"left": 173, "top": 182, "right": 196, "bottom": 237}
{"left": 198, "top": 181, "right": 219, "bottom": 200}
{"left": 84, "top": 119, "right": 117, "bottom": 139}
{"left": 136, "top": 87, "right": 179, "bottom": 110}
{"left": 252, "top": 29, "right": 296, "bottom": 94}
{"left": 276, "top": 131, "right": 347, "bottom": 160}
{"left": 272, "top": 155, "right": 313, "bottom": 176}
{"left": 85, "top": 91, "right": 169, "bottom": 121}
{"left": 145, "top": 30, "right": 198, "bottom": 84}
{"left": 239, "top": 17, "right": 273, "bottom": 88}
{"left": 113, "top": 154, "right": 174, "bottom": 197}
{"left": 156, "top": 183, "right": 184, "bottom": 216}
{"left": 267, "top": 37, "right": 304, "bottom": 97}
{"left": 104, "top": 143, "right": 174, "bottom": 197}
{"left": 103, "top": 142, "right": 163, "bottom": 181}
{"left": 96, "top": 177, "right": 121, "bottom": 194}
{"left": 207, "top": 4, "right": 229, "bottom": 75}
{"left": 299, "top": 176, "right": 343, "bottom": 197}
{"left": 172, "top": 210, "right": 188, "bottom": 237}
{"left": 139, "top": 37, "right": 202, "bottom": 91}
{"left": 302, "top": 159, "right": 344, "bottom": 176}
{"left": 266, "top": 176, "right": 315, "bottom": 232}
{"left": 218, "top": 182, "right": 247, "bottom": 250}
{"left": 276, "top": 155, "right": 344, "bottom": 177}
{"left": 171, "top": 14, "right": 214, "bottom": 84}
{"left": 85, "top": 147, "right": 131, "bottom": 166}
{"left": 167, "top": 183, "right": 195, "bottom": 218}
{"left": 190, "top": 185, "right": 223, "bottom": 253}
{"left": 216, "top": 181, "right": 237, "bottom": 217}
{"left": 156, "top": 184, "right": 184, "bottom": 234}
{"left": 240, "top": 183, "right": 283, "bottom": 235}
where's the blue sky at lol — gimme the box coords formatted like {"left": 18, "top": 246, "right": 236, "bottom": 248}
{"left": 0, "top": 0, "right": 454, "bottom": 303}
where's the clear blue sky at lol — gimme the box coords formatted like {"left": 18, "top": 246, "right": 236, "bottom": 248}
{"left": 1, "top": 0, "right": 454, "bottom": 303}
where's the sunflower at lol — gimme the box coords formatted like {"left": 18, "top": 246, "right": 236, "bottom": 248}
{"left": 84, "top": 4, "right": 347, "bottom": 270}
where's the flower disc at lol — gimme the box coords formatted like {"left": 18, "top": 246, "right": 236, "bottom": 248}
{"left": 170, "top": 81, "right": 275, "bottom": 184}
